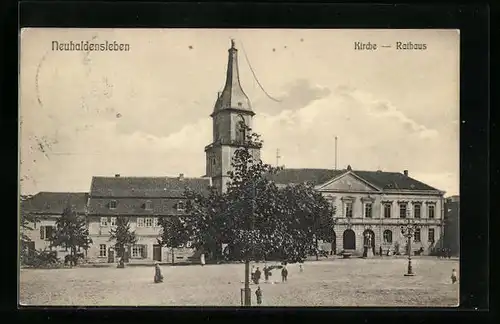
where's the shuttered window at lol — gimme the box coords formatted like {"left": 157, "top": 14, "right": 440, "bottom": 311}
{"left": 40, "top": 226, "right": 45, "bottom": 239}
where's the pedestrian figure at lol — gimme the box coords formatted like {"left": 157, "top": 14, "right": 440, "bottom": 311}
{"left": 299, "top": 263, "right": 303, "bottom": 273}
{"left": 254, "top": 267, "right": 262, "bottom": 284}
{"left": 264, "top": 265, "right": 271, "bottom": 282}
{"left": 154, "top": 262, "right": 163, "bottom": 283}
{"left": 117, "top": 257, "right": 125, "bottom": 268}
{"left": 255, "top": 286, "right": 263, "bottom": 305}
{"left": 451, "top": 268, "right": 457, "bottom": 284}
{"left": 200, "top": 253, "right": 205, "bottom": 266}
{"left": 281, "top": 265, "right": 288, "bottom": 282}
{"left": 379, "top": 246, "right": 383, "bottom": 257}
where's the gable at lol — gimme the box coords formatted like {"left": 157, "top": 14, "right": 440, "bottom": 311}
{"left": 316, "top": 172, "right": 380, "bottom": 192}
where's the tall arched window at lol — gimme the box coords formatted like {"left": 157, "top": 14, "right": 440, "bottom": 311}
{"left": 235, "top": 115, "right": 246, "bottom": 143}
{"left": 383, "top": 230, "right": 393, "bottom": 244}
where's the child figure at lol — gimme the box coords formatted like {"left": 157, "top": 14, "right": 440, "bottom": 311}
{"left": 154, "top": 262, "right": 163, "bottom": 283}
{"left": 299, "top": 264, "right": 303, "bottom": 273}
{"left": 255, "top": 286, "right": 262, "bottom": 305}
{"left": 451, "top": 268, "right": 457, "bottom": 284}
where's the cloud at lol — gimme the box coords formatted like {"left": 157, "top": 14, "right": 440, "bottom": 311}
{"left": 252, "top": 78, "right": 331, "bottom": 114}
{"left": 20, "top": 83, "right": 458, "bottom": 196}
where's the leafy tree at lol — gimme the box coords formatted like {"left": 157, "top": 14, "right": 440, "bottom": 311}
{"left": 49, "top": 204, "right": 92, "bottom": 266}
{"left": 158, "top": 216, "right": 191, "bottom": 264}
{"left": 184, "top": 123, "right": 336, "bottom": 263}
{"left": 19, "top": 195, "right": 37, "bottom": 263}
{"left": 108, "top": 217, "right": 137, "bottom": 262}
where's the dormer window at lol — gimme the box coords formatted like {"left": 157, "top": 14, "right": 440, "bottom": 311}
{"left": 177, "top": 201, "right": 185, "bottom": 212}
{"left": 109, "top": 200, "right": 117, "bottom": 209}
{"left": 145, "top": 200, "right": 152, "bottom": 211}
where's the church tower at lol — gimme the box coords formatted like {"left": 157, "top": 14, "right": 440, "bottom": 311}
{"left": 205, "top": 39, "right": 261, "bottom": 193}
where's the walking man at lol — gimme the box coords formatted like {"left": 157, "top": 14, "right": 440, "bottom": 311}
{"left": 451, "top": 268, "right": 458, "bottom": 284}
{"left": 255, "top": 286, "right": 263, "bottom": 305}
{"left": 281, "top": 265, "right": 288, "bottom": 282}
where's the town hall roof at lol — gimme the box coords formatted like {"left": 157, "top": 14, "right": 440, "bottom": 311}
{"left": 21, "top": 192, "right": 88, "bottom": 214}
{"left": 266, "top": 168, "right": 440, "bottom": 192}
{"left": 89, "top": 175, "right": 211, "bottom": 198}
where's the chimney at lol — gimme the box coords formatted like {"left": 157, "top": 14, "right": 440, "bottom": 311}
{"left": 178, "top": 173, "right": 184, "bottom": 181}
{"left": 403, "top": 170, "right": 408, "bottom": 176}
{"left": 115, "top": 174, "right": 120, "bottom": 178}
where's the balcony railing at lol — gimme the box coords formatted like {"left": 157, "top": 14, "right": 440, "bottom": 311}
{"left": 205, "top": 140, "right": 262, "bottom": 151}
{"left": 335, "top": 217, "right": 443, "bottom": 225}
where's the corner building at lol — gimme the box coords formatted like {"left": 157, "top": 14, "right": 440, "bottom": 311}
{"left": 268, "top": 167, "right": 445, "bottom": 256}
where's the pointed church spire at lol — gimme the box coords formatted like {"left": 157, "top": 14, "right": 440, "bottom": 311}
{"left": 212, "top": 39, "right": 253, "bottom": 117}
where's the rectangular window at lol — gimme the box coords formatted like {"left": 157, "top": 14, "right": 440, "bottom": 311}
{"left": 132, "top": 244, "right": 145, "bottom": 258}
{"left": 383, "top": 230, "right": 393, "bottom": 243}
{"left": 109, "top": 200, "right": 117, "bottom": 209}
{"left": 177, "top": 201, "right": 185, "bottom": 211}
{"left": 145, "top": 201, "right": 152, "bottom": 210}
{"left": 414, "top": 228, "right": 421, "bottom": 242}
{"left": 99, "top": 244, "right": 107, "bottom": 257}
{"left": 399, "top": 204, "right": 407, "bottom": 218}
{"left": 414, "top": 204, "right": 421, "bottom": 218}
{"left": 40, "top": 226, "right": 45, "bottom": 240}
{"left": 145, "top": 218, "right": 153, "bottom": 227}
{"left": 153, "top": 217, "right": 159, "bottom": 228}
{"left": 428, "top": 205, "right": 435, "bottom": 219}
{"left": 111, "top": 217, "right": 117, "bottom": 226}
{"left": 383, "top": 204, "right": 391, "bottom": 218}
{"left": 364, "top": 203, "right": 372, "bottom": 218}
{"left": 345, "top": 202, "right": 353, "bottom": 218}
{"left": 137, "top": 217, "right": 145, "bottom": 227}
{"left": 45, "top": 226, "right": 54, "bottom": 240}
{"left": 100, "top": 217, "right": 108, "bottom": 227}
{"left": 428, "top": 228, "right": 435, "bottom": 242}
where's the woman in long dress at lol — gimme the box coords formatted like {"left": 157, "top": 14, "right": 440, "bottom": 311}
{"left": 200, "top": 253, "right": 206, "bottom": 266}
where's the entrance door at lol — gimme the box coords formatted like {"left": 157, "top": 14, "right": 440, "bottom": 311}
{"left": 331, "top": 232, "right": 337, "bottom": 255}
{"left": 343, "top": 229, "right": 356, "bottom": 250}
{"left": 153, "top": 244, "right": 162, "bottom": 262}
{"left": 107, "top": 248, "right": 115, "bottom": 263}
{"left": 363, "top": 229, "right": 376, "bottom": 254}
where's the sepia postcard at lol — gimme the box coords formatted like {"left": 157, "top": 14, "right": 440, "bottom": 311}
{"left": 19, "top": 28, "right": 460, "bottom": 307}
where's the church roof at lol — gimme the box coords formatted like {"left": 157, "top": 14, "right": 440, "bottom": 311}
{"left": 267, "top": 168, "right": 441, "bottom": 192}
{"left": 89, "top": 176, "right": 211, "bottom": 198}
{"left": 211, "top": 39, "right": 253, "bottom": 116}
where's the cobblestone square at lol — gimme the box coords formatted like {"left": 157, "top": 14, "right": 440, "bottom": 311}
{"left": 19, "top": 257, "right": 459, "bottom": 307}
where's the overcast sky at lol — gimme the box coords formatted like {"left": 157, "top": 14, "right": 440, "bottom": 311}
{"left": 19, "top": 28, "right": 459, "bottom": 196}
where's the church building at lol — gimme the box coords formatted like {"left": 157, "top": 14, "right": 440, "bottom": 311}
{"left": 205, "top": 39, "right": 261, "bottom": 194}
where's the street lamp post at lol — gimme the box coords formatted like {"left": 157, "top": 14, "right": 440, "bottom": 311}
{"left": 242, "top": 180, "right": 256, "bottom": 307}
{"left": 400, "top": 218, "right": 418, "bottom": 277}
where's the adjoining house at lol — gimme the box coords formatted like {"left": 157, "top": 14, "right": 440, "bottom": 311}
{"left": 86, "top": 174, "right": 211, "bottom": 264}
{"left": 267, "top": 166, "right": 446, "bottom": 256}
{"left": 20, "top": 192, "right": 88, "bottom": 257}
{"left": 444, "top": 195, "right": 460, "bottom": 256}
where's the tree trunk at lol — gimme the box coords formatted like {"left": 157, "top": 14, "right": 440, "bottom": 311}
{"left": 171, "top": 248, "right": 175, "bottom": 266}
{"left": 315, "top": 237, "right": 319, "bottom": 261}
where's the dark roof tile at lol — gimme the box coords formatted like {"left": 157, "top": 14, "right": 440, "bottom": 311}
{"left": 89, "top": 176, "right": 211, "bottom": 198}
{"left": 21, "top": 192, "right": 88, "bottom": 214}
{"left": 267, "top": 168, "right": 440, "bottom": 191}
